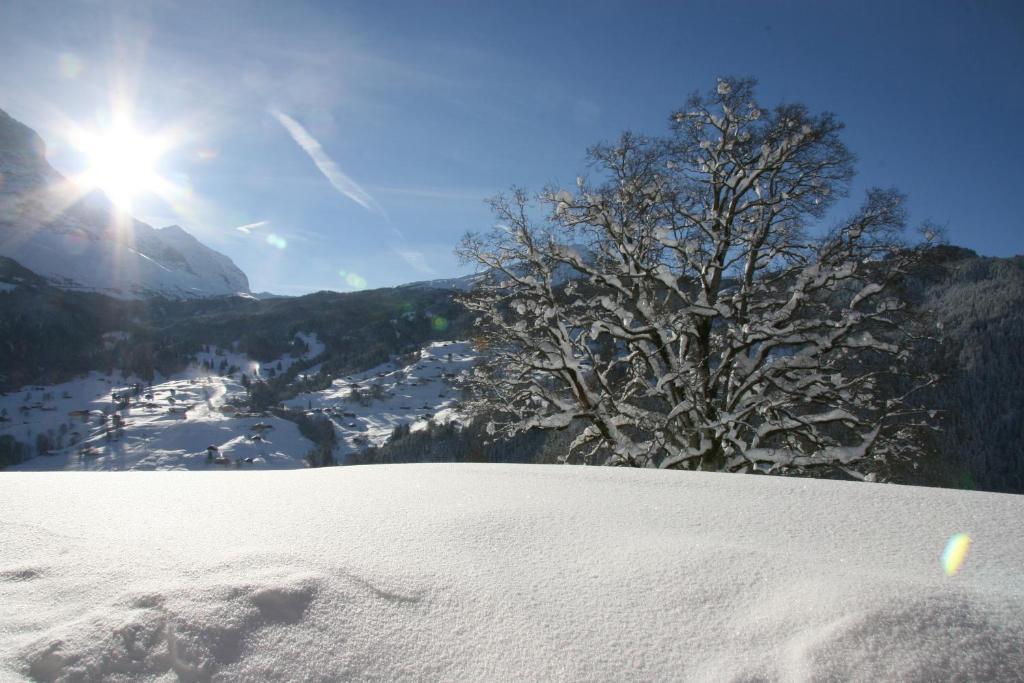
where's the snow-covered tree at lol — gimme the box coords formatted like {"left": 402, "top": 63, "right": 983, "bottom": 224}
{"left": 457, "top": 77, "right": 936, "bottom": 476}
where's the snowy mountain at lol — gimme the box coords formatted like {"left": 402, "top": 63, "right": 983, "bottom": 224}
{"left": 151, "top": 224, "right": 250, "bottom": 296}
{"left": 399, "top": 262, "right": 582, "bottom": 292}
{"left": 399, "top": 272, "right": 483, "bottom": 292}
{"left": 0, "top": 109, "right": 250, "bottom": 298}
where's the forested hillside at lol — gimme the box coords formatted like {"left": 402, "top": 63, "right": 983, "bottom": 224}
{"left": 0, "top": 268, "right": 469, "bottom": 391}
{"left": 912, "top": 247, "right": 1024, "bottom": 493}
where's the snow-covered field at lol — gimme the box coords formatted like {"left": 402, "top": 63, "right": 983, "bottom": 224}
{"left": 1, "top": 465, "right": 1021, "bottom": 681}
{"left": 4, "top": 372, "right": 312, "bottom": 471}
{"left": 0, "top": 338, "right": 325, "bottom": 470}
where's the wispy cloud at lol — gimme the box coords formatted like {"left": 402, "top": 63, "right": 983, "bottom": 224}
{"left": 395, "top": 249, "right": 437, "bottom": 275}
{"left": 373, "top": 185, "right": 490, "bottom": 202}
{"left": 270, "top": 109, "right": 385, "bottom": 216}
{"left": 235, "top": 220, "right": 269, "bottom": 234}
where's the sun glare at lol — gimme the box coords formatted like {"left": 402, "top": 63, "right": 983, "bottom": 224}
{"left": 69, "top": 115, "right": 171, "bottom": 212}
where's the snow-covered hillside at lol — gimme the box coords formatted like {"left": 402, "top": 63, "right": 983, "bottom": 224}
{"left": 3, "top": 372, "right": 312, "bottom": 471}
{"left": 0, "top": 109, "right": 250, "bottom": 298}
{"left": 400, "top": 262, "right": 583, "bottom": 293}
{"left": 398, "top": 272, "right": 483, "bottom": 292}
{"left": 194, "top": 332, "right": 325, "bottom": 382}
{"left": 1, "top": 465, "right": 1021, "bottom": 680}
{"left": 282, "top": 340, "right": 476, "bottom": 457}
{"left": 1, "top": 337, "right": 472, "bottom": 470}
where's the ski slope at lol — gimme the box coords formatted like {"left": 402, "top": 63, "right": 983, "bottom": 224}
{"left": 1, "top": 465, "right": 1021, "bottom": 681}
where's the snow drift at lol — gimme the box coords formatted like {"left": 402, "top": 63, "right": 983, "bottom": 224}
{"left": 1, "top": 465, "right": 1022, "bottom": 681}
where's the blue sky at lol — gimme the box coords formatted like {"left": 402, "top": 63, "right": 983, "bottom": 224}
{"left": 1, "top": 0, "right": 1022, "bottom": 294}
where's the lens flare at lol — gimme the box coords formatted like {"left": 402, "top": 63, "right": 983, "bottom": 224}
{"left": 266, "top": 234, "right": 288, "bottom": 250}
{"left": 942, "top": 533, "right": 971, "bottom": 576}
{"left": 432, "top": 316, "right": 448, "bottom": 331}
{"left": 345, "top": 273, "right": 367, "bottom": 289}
{"left": 58, "top": 53, "right": 83, "bottom": 79}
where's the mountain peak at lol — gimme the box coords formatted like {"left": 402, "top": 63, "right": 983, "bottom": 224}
{"left": 159, "top": 223, "right": 203, "bottom": 245}
{"left": 0, "top": 108, "right": 53, "bottom": 189}
{"left": 160, "top": 224, "right": 202, "bottom": 239}
{"left": 0, "top": 107, "right": 46, "bottom": 158}
{"left": 0, "top": 111, "right": 251, "bottom": 299}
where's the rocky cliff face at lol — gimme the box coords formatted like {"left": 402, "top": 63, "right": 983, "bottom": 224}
{"left": 0, "top": 108, "right": 249, "bottom": 298}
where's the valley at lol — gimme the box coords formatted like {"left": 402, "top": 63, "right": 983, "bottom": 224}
{"left": 3, "top": 337, "right": 478, "bottom": 471}
{"left": 1, "top": 6, "right": 1023, "bottom": 680}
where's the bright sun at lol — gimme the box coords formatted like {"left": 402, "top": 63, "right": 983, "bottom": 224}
{"left": 70, "top": 116, "right": 170, "bottom": 212}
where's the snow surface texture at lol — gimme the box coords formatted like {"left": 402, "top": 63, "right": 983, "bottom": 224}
{"left": 1, "top": 465, "right": 1022, "bottom": 681}
{"left": 0, "top": 109, "right": 250, "bottom": 299}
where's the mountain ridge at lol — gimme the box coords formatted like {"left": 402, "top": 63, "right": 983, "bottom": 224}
{"left": 0, "top": 108, "right": 250, "bottom": 299}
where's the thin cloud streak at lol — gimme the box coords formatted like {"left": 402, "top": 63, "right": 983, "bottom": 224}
{"left": 270, "top": 109, "right": 385, "bottom": 217}
{"left": 373, "top": 185, "right": 489, "bottom": 202}
{"left": 235, "top": 220, "right": 269, "bottom": 234}
{"left": 395, "top": 249, "right": 437, "bottom": 275}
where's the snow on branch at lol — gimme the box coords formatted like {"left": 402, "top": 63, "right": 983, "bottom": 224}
{"left": 457, "top": 77, "right": 938, "bottom": 478}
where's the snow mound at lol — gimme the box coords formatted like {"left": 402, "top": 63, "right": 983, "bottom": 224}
{"left": 20, "top": 570, "right": 320, "bottom": 682}
{"left": 1, "top": 465, "right": 1022, "bottom": 680}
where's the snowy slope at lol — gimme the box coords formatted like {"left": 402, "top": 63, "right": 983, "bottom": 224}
{"left": 398, "top": 272, "right": 483, "bottom": 291}
{"left": 2, "top": 372, "right": 312, "bottom": 471}
{"left": 151, "top": 225, "right": 250, "bottom": 296}
{"left": 281, "top": 340, "right": 476, "bottom": 459}
{"left": 0, "top": 109, "right": 249, "bottom": 298}
{"left": 194, "top": 332, "right": 325, "bottom": 382}
{"left": 0, "top": 465, "right": 1021, "bottom": 681}
{"left": 1, "top": 336, "right": 465, "bottom": 471}
{"left": 0, "top": 334, "right": 330, "bottom": 471}
{"left": 400, "top": 262, "right": 581, "bottom": 292}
